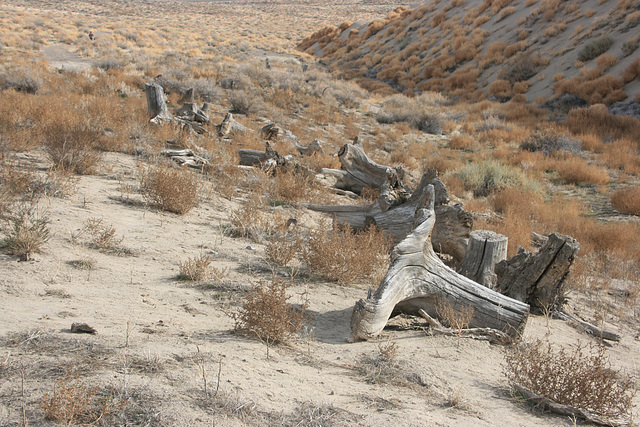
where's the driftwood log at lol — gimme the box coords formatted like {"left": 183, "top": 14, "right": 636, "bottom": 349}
{"left": 161, "top": 148, "right": 209, "bottom": 169}
{"left": 552, "top": 310, "right": 621, "bottom": 342}
{"left": 349, "top": 185, "right": 529, "bottom": 342}
{"left": 495, "top": 233, "right": 579, "bottom": 313}
{"left": 306, "top": 173, "right": 472, "bottom": 261}
{"left": 459, "top": 230, "right": 508, "bottom": 288}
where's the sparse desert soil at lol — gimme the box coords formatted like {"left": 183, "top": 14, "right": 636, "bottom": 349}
{"left": 0, "top": 151, "right": 638, "bottom": 426}
{"left": 1, "top": 0, "right": 639, "bottom": 426}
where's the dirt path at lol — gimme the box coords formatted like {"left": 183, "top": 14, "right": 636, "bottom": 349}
{"left": 42, "top": 44, "right": 93, "bottom": 72}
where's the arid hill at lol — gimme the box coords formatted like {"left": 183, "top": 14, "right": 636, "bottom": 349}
{"left": 299, "top": 0, "right": 640, "bottom": 104}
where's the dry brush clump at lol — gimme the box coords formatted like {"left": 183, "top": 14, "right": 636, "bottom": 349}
{"left": 140, "top": 162, "right": 199, "bottom": 214}
{"left": 505, "top": 339, "right": 636, "bottom": 421}
{"left": 611, "top": 185, "right": 640, "bottom": 215}
{"left": 232, "top": 279, "right": 309, "bottom": 349}
{"left": 300, "top": 223, "right": 391, "bottom": 285}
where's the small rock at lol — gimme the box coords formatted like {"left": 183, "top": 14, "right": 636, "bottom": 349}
{"left": 70, "top": 323, "right": 96, "bottom": 334}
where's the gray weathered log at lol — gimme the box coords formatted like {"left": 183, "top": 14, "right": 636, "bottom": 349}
{"left": 349, "top": 184, "right": 529, "bottom": 342}
{"left": 238, "top": 149, "right": 268, "bottom": 166}
{"left": 552, "top": 310, "right": 621, "bottom": 342}
{"left": 495, "top": 233, "right": 579, "bottom": 313}
{"left": 306, "top": 173, "right": 472, "bottom": 261}
{"left": 161, "top": 148, "right": 209, "bottom": 169}
{"left": 459, "top": 230, "right": 508, "bottom": 288}
{"left": 145, "top": 82, "right": 173, "bottom": 123}
{"left": 260, "top": 123, "right": 281, "bottom": 140}
{"left": 418, "top": 309, "right": 512, "bottom": 344}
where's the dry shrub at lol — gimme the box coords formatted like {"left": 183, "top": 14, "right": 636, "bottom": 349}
{"left": 601, "top": 139, "right": 640, "bottom": 174}
{"left": 448, "top": 134, "right": 477, "bottom": 151}
{"left": 520, "top": 129, "right": 581, "bottom": 155}
{"left": 488, "top": 80, "right": 512, "bottom": 98}
{"left": 566, "top": 105, "right": 640, "bottom": 142}
{"left": 140, "top": 163, "right": 199, "bottom": 214}
{"left": 265, "top": 229, "right": 302, "bottom": 267}
{"left": 40, "top": 373, "right": 123, "bottom": 424}
{"left": 358, "top": 340, "right": 400, "bottom": 384}
{"left": 229, "top": 196, "right": 286, "bottom": 242}
{"left": 475, "top": 188, "right": 542, "bottom": 256}
{"left": 448, "top": 160, "right": 541, "bottom": 197}
{"left": 611, "top": 186, "right": 640, "bottom": 215}
{"left": 179, "top": 253, "right": 213, "bottom": 281}
{"left": 505, "top": 340, "right": 635, "bottom": 420}
{"left": 81, "top": 218, "right": 123, "bottom": 251}
{"left": 622, "top": 57, "right": 640, "bottom": 83}
{"left": 595, "top": 53, "right": 617, "bottom": 70}
{"left": 498, "top": 54, "right": 542, "bottom": 83}
{"left": 436, "top": 297, "right": 474, "bottom": 330}
{"left": 1, "top": 201, "right": 50, "bottom": 261}
{"left": 300, "top": 224, "right": 391, "bottom": 285}
{"left": 553, "top": 156, "right": 610, "bottom": 185}
{"left": 269, "top": 169, "right": 316, "bottom": 204}
{"left": 44, "top": 122, "right": 103, "bottom": 175}
{"left": 233, "top": 279, "right": 309, "bottom": 346}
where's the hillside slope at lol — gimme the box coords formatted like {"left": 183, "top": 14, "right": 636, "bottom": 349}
{"left": 298, "top": 0, "right": 640, "bottom": 104}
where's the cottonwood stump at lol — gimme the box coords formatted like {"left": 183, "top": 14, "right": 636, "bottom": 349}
{"left": 175, "top": 102, "right": 210, "bottom": 123}
{"left": 495, "top": 233, "right": 579, "bottom": 313}
{"left": 145, "top": 82, "right": 173, "bottom": 123}
{"left": 459, "top": 230, "right": 508, "bottom": 288}
{"left": 349, "top": 185, "right": 529, "bottom": 342}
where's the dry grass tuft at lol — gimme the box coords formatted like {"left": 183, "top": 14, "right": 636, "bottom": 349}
{"left": 505, "top": 339, "right": 636, "bottom": 420}
{"left": 610, "top": 186, "right": 640, "bottom": 215}
{"left": 358, "top": 340, "right": 400, "bottom": 384}
{"left": 1, "top": 201, "right": 50, "bottom": 261}
{"left": 179, "top": 253, "right": 214, "bottom": 281}
{"left": 140, "top": 163, "right": 199, "bottom": 214}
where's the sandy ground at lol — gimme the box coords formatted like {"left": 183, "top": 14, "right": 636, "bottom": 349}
{"left": 0, "top": 150, "right": 638, "bottom": 426}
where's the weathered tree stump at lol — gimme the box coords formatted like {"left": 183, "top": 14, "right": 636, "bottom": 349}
{"left": 459, "top": 230, "right": 508, "bottom": 288}
{"left": 217, "top": 113, "right": 250, "bottom": 138}
{"left": 175, "top": 102, "right": 210, "bottom": 123}
{"left": 495, "top": 233, "right": 579, "bottom": 313}
{"left": 306, "top": 173, "right": 472, "bottom": 261}
{"left": 349, "top": 185, "right": 529, "bottom": 342}
{"left": 294, "top": 139, "right": 323, "bottom": 156}
{"left": 145, "top": 82, "right": 173, "bottom": 123}
{"left": 321, "top": 141, "right": 406, "bottom": 203}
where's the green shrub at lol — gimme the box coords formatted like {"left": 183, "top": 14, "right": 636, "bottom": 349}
{"left": 578, "top": 36, "right": 614, "bottom": 62}
{"left": 447, "top": 160, "right": 541, "bottom": 197}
